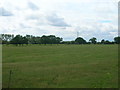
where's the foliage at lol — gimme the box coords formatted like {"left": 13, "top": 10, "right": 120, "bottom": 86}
{"left": 114, "top": 37, "right": 120, "bottom": 44}
{"left": 89, "top": 37, "right": 97, "bottom": 44}
{"left": 10, "top": 35, "right": 28, "bottom": 46}
{"left": 1, "top": 34, "right": 120, "bottom": 45}
{"left": 75, "top": 37, "right": 86, "bottom": 44}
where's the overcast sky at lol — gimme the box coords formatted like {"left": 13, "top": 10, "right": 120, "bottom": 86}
{"left": 0, "top": 0, "right": 119, "bottom": 41}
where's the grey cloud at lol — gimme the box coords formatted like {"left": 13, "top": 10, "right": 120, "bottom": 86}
{"left": 0, "top": 7, "right": 13, "bottom": 16}
{"left": 28, "top": 2, "right": 39, "bottom": 10}
{"left": 47, "top": 13, "right": 71, "bottom": 27}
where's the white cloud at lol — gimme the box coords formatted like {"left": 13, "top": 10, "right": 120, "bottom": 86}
{"left": 28, "top": 1, "right": 39, "bottom": 10}
{"left": 46, "top": 13, "right": 71, "bottom": 27}
{"left": 0, "top": 0, "right": 118, "bottom": 41}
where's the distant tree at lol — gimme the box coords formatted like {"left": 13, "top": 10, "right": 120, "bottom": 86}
{"left": 97, "top": 42, "right": 101, "bottom": 44}
{"left": 41, "top": 35, "right": 49, "bottom": 44}
{"left": 89, "top": 37, "right": 97, "bottom": 44}
{"left": 31, "top": 36, "right": 37, "bottom": 44}
{"left": 101, "top": 39, "right": 105, "bottom": 44}
{"left": 1, "top": 33, "right": 119, "bottom": 45}
{"left": 22, "top": 36, "right": 28, "bottom": 45}
{"left": 26, "top": 35, "right": 33, "bottom": 44}
{"left": 35, "top": 37, "right": 41, "bottom": 44}
{"left": 114, "top": 36, "right": 120, "bottom": 44}
{"left": 2, "top": 34, "right": 14, "bottom": 41}
{"left": 48, "top": 35, "right": 56, "bottom": 44}
{"left": 61, "top": 41, "right": 71, "bottom": 44}
{"left": 1, "top": 34, "right": 14, "bottom": 44}
{"left": 11, "top": 35, "right": 23, "bottom": 45}
{"left": 10, "top": 35, "right": 28, "bottom": 46}
{"left": 0, "top": 34, "right": 2, "bottom": 44}
{"left": 86, "top": 42, "right": 91, "bottom": 44}
{"left": 75, "top": 37, "right": 86, "bottom": 44}
{"left": 41, "top": 35, "right": 62, "bottom": 44}
{"left": 55, "top": 37, "right": 62, "bottom": 44}
{"left": 71, "top": 41, "right": 75, "bottom": 44}
{"left": 104, "top": 40, "right": 111, "bottom": 44}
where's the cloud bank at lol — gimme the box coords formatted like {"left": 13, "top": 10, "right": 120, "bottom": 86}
{"left": 0, "top": 0, "right": 118, "bottom": 41}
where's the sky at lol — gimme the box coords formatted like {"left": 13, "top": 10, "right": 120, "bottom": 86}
{"left": 0, "top": 0, "right": 119, "bottom": 41}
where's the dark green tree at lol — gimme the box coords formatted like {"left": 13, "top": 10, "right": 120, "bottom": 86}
{"left": 22, "top": 36, "right": 28, "bottom": 45}
{"left": 41, "top": 35, "right": 49, "bottom": 44}
{"left": 41, "top": 35, "right": 62, "bottom": 44}
{"left": 114, "top": 36, "right": 120, "bottom": 44}
{"left": 104, "top": 40, "right": 111, "bottom": 44}
{"left": 89, "top": 37, "right": 97, "bottom": 44}
{"left": 75, "top": 37, "right": 86, "bottom": 44}
{"left": 10, "top": 35, "right": 22, "bottom": 45}
{"left": 101, "top": 39, "right": 105, "bottom": 44}
{"left": 55, "top": 37, "right": 62, "bottom": 44}
{"left": 10, "top": 35, "right": 28, "bottom": 46}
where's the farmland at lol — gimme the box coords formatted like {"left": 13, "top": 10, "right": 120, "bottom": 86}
{"left": 2, "top": 44, "right": 118, "bottom": 88}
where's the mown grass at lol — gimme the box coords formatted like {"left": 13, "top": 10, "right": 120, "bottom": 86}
{"left": 2, "top": 44, "right": 118, "bottom": 88}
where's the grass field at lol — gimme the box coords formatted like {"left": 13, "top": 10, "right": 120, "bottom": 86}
{"left": 2, "top": 44, "right": 118, "bottom": 88}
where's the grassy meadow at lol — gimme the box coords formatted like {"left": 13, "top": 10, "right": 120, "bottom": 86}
{"left": 2, "top": 44, "right": 118, "bottom": 88}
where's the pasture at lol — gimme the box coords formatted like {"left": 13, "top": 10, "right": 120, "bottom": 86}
{"left": 2, "top": 44, "right": 118, "bottom": 88}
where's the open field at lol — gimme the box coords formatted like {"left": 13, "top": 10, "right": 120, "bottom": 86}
{"left": 2, "top": 44, "right": 118, "bottom": 88}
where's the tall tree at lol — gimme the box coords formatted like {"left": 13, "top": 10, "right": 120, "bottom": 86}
{"left": 75, "top": 37, "right": 86, "bottom": 44}
{"left": 10, "top": 35, "right": 28, "bottom": 46}
{"left": 1, "top": 34, "right": 14, "bottom": 44}
{"left": 114, "top": 36, "right": 120, "bottom": 44}
{"left": 22, "top": 36, "right": 28, "bottom": 45}
{"left": 101, "top": 39, "right": 105, "bottom": 44}
{"left": 89, "top": 37, "right": 97, "bottom": 44}
{"left": 41, "top": 35, "right": 49, "bottom": 44}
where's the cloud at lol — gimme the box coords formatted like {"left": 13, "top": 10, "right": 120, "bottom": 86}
{"left": 26, "top": 15, "right": 40, "bottom": 20}
{"left": 74, "top": 22, "right": 118, "bottom": 41}
{"left": 0, "top": 7, "right": 13, "bottom": 16}
{"left": 46, "top": 13, "right": 71, "bottom": 27}
{"left": 28, "top": 2, "right": 39, "bottom": 10}
{"left": 0, "top": 0, "right": 118, "bottom": 41}
{"left": 19, "top": 23, "right": 32, "bottom": 28}
{"left": 25, "top": 14, "right": 47, "bottom": 26}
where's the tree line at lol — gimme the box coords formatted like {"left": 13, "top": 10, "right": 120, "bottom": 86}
{"left": 0, "top": 34, "right": 120, "bottom": 45}
{"left": 0, "top": 34, "right": 62, "bottom": 45}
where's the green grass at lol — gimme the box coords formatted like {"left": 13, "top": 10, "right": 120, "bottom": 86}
{"left": 2, "top": 44, "right": 118, "bottom": 88}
